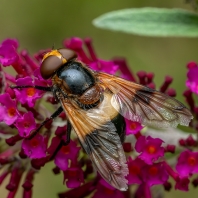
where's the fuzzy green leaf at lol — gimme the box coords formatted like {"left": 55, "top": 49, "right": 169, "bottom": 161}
{"left": 93, "top": 8, "right": 198, "bottom": 37}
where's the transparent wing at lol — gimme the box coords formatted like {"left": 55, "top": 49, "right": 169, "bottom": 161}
{"left": 60, "top": 91, "right": 128, "bottom": 191}
{"left": 97, "top": 72, "right": 193, "bottom": 128}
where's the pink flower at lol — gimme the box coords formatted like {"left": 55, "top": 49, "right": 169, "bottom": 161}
{"left": 0, "top": 93, "right": 19, "bottom": 125}
{"left": 186, "top": 62, "right": 198, "bottom": 95}
{"left": 0, "top": 39, "right": 19, "bottom": 66}
{"left": 163, "top": 161, "right": 190, "bottom": 191}
{"left": 176, "top": 150, "right": 198, "bottom": 176}
{"left": 63, "top": 166, "right": 84, "bottom": 188}
{"left": 54, "top": 140, "right": 80, "bottom": 171}
{"left": 93, "top": 179, "right": 124, "bottom": 198}
{"left": 113, "top": 58, "right": 136, "bottom": 81}
{"left": 141, "top": 163, "right": 169, "bottom": 186}
{"left": 14, "top": 76, "right": 45, "bottom": 107}
{"left": 15, "top": 112, "right": 36, "bottom": 137}
{"left": 127, "top": 157, "right": 144, "bottom": 185}
{"left": 89, "top": 60, "right": 119, "bottom": 75}
{"left": 175, "top": 177, "right": 190, "bottom": 191}
{"left": 0, "top": 36, "right": 195, "bottom": 197}
{"left": 135, "top": 136, "right": 164, "bottom": 164}
{"left": 127, "top": 157, "right": 169, "bottom": 187}
{"left": 22, "top": 134, "right": 47, "bottom": 159}
{"left": 125, "top": 119, "right": 143, "bottom": 135}
{"left": 64, "top": 37, "right": 119, "bottom": 75}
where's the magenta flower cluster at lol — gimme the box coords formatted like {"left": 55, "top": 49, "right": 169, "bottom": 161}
{"left": 0, "top": 37, "right": 197, "bottom": 198}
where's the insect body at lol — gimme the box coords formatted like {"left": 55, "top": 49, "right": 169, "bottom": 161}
{"left": 13, "top": 48, "right": 193, "bottom": 191}
{"left": 42, "top": 50, "right": 128, "bottom": 190}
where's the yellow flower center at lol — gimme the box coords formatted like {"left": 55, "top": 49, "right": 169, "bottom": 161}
{"left": 26, "top": 88, "right": 36, "bottom": 97}
{"left": 147, "top": 145, "right": 156, "bottom": 154}
{"left": 7, "top": 107, "right": 16, "bottom": 117}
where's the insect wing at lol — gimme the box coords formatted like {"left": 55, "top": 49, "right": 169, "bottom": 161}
{"left": 60, "top": 96, "right": 129, "bottom": 191}
{"left": 97, "top": 72, "right": 193, "bottom": 128}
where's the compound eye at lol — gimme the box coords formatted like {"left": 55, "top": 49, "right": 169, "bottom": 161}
{"left": 40, "top": 49, "right": 77, "bottom": 79}
{"left": 58, "top": 48, "right": 77, "bottom": 61}
{"left": 40, "top": 55, "right": 63, "bottom": 79}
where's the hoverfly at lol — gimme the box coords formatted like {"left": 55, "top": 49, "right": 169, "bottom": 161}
{"left": 13, "top": 48, "right": 193, "bottom": 191}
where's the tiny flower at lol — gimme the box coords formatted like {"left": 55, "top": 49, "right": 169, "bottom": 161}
{"left": 64, "top": 37, "right": 83, "bottom": 51}
{"left": 176, "top": 150, "right": 198, "bottom": 176}
{"left": 33, "top": 67, "right": 52, "bottom": 86}
{"left": 31, "top": 156, "right": 48, "bottom": 169}
{"left": 58, "top": 181, "right": 94, "bottom": 198}
{"left": 89, "top": 60, "right": 119, "bottom": 75}
{"left": 163, "top": 161, "right": 190, "bottom": 192}
{"left": 0, "top": 36, "right": 196, "bottom": 197}
{"left": 186, "top": 134, "right": 197, "bottom": 147}
{"left": 63, "top": 166, "right": 84, "bottom": 188}
{"left": 6, "top": 134, "right": 23, "bottom": 146}
{"left": 141, "top": 163, "right": 169, "bottom": 186}
{"left": 134, "top": 184, "right": 152, "bottom": 198}
{"left": 0, "top": 93, "right": 19, "bottom": 125}
{"left": 6, "top": 166, "right": 23, "bottom": 192}
{"left": 0, "top": 39, "right": 19, "bottom": 66}
{"left": 93, "top": 179, "right": 124, "bottom": 198}
{"left": 127, "top": 157, "right": 145, "bottom": 185}
{"left": 125, "top": 119, "right": 143, "bottom": 135}
{"left": 163, "top": 181, "right": 172, "bottom": 191}
{"left": 135, "top": 136, "right": 164, "bottom": 164}
{"left": 192, "top": 177, "right": 198, "bottom": 187}
{"left": 137, "top": 71, "right": 147, "bottom": 85}
{"left": 54, "top": 140, "right": 80, "bottom": 171}
{"left": 165, "top": 144, "right": 176, "bottom": 153}
{"left": 160, "top": 76, "right": 173, "bottom": 93}
{"left": 33, "top": 68, "right": 44, "bottom": 80}
{"left": 14, "top": 76, "right": 45, "bottom": 107}
{"left": 64, "top": 37, "right": 119, "bottom": 75}
{"left": 186, "top": 63, "right": 198, "bottom": 95}
{"left": 113, "top": 58, "right": 136, "bottom": 81}
{"left": 15, "top": 111, "right": 36, "bottom": 137}
{"left": 22, "top": 169, "right": 35, "bottom": 191}
{"left": 175, "top": 176, "right": 190, "bottom": 191}
{"left": 123, "top": 142, "right": 133, "bottom": 152}
{"left": 22, "top": 134, "right": 47, "bottom": 159}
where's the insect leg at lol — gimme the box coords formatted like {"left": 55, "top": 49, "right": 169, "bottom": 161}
{"left": 64, "top": 121, "right": 72, "bottom": 145}
{"left": 50, "top": 121, "right": 72, "bottom": 160}
{"left": 28, "top": 106, "right": 63, "bottom": 139}
{"left": 10, "top": 85, "right": 52, "bottom": 92}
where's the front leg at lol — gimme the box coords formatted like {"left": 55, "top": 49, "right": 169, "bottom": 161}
{"left": 50, "top": 121, "right": 72, "bottom": 160}
{"left": 10, "top": 85, "right": 52, "bottom": 92}
{"left": 29, "top": 106, "right": 64, "bottom": 139}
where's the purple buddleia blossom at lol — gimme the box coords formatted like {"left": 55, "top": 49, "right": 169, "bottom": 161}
{"left": 22, "top": 134, "right": 47, "bottom": 159}
{"left": 175, "top": 176, "right": 190, "bottom": 191}
{"left": 127, "top": 157, "right": 169, "bottom": 186}
{"left": 63, "top": 166, "right": 84, "bottom": 188}
{"left": 54, "top": 140, "right": 80, "bottom": 171}
{"left": 125, "top": 119, "right": 143, "bottom": 135}
{"left": 14, "top": 76, "right": 46, "bottom": 107}
{"left": 186, "top": 62, "right": 198, "bottom": 95}
{"left": 0, "top": 93, "right": 19, "bottom": 125}
{"left": 135, "top": 136, "right": 164, "bottom": 164}
{"left": 176, "top": 150, "right": 198, "bottom": 176}
{"left": 93, "top": 179, "right": 125, "bottom": 198}
{"left": 127, "top": 157, "right": 145, "bottom": 185}
{"left": 0, "top": 37, "right": 196, "bottom": 198}
{"left": 0, "top": 39, "right": 19, "bottom": 66}
{"left": 141, "top": 162, "right": 169, "bottom": 186}
{"left": 15, "top": 111, "right": 36, "bottom": 137}
{"left": 64, "top": 37, "right": 119, "bottom": 75}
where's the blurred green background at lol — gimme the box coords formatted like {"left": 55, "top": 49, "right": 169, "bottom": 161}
{"left": 0, "top": 0, "right": 198, "bottom": 197}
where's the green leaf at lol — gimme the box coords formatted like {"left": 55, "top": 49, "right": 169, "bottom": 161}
{"left": 93, "top": 8, "right": 198, "bottom": 37}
